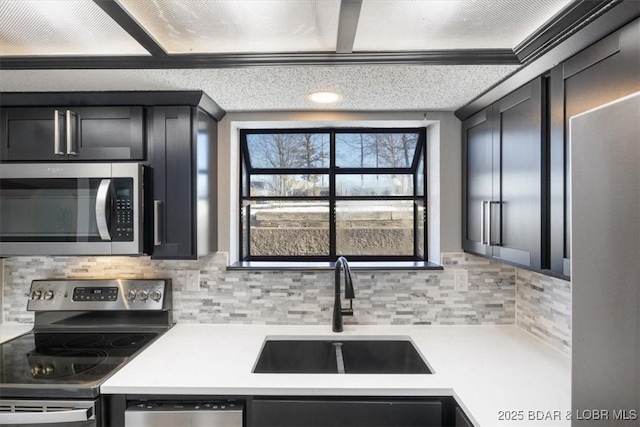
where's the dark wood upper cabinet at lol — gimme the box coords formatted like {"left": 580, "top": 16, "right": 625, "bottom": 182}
{"left": 463, "top": 77, "right": 546, "bottom": 271}
{"left": 149, "top": 106, "right": 218, "bottom": 260}
{"left": 493, "top": 78, "right": 546, "bottom": 269}
{"left": 72, "top": 107, "right": 145, "bottom": 160}
{"left": 463, "top": 18, "right": 639, "bottom": 278}
{"left": 549, "top": 18, "right": 640, "bottom": 277}
{"left": 462, "top": 107, "right": 493, "bottom": 258}
{"left": 1, "top": 106, "right": 144, "bottom": 161}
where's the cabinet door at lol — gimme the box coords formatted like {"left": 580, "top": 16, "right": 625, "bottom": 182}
{"left": 73, "top": 106, "right": 145, "bottom": 160}
{"left": 455, "top": 407, "right": 473, "bottom": 427}
{"left": 149, "top": 106, "right": 195, "bottom": 259}
{"left": 462, "top": 107, "right": 493, "bottom": 257}
{"left": 0, "top": 107, "right": 65, "bottom": 161}
{"left": 493, "top": 77, "right": 545, "bottom": 269}
{"left": 1, "top": 106, "right": 145, "bottom": 161}
{"left": 250, "top": 399, "right": 442, "bottom": 427}
{"left": 550, "top": 19, "right": 640, "bottom": 277}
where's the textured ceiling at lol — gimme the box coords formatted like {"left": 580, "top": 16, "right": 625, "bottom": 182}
{"left": 0, "top": 64, "right": 520, "bottom": 111}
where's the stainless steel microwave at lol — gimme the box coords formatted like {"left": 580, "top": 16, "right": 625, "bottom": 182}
{"left": 0, "top": 163, "right": 148, "bottom": 256}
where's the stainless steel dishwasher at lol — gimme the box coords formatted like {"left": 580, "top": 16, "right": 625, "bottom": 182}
{"left": 125, "top": 401, "right": 243, "bottom": 427}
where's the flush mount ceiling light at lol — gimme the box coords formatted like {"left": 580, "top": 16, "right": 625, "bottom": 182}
{"left": 308, "top": 91, "right": 343, "bottom": 104}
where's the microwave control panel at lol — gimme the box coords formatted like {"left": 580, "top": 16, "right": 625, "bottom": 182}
{"left": 113, "top": 179, "right": 134, "bottom": 241}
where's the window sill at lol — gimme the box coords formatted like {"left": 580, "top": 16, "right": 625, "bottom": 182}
{"left": 227, "top": 261, "right": 443, "bottom": 271}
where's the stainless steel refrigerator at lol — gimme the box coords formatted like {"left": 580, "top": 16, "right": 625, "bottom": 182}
{"left": 571, "top": 91, "right": 640, "bottom": 426}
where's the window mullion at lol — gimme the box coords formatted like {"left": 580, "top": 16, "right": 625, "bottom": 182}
{"left": 413, "top": 144, "right": 420, "bottom": 259}
{"left": 423, "top": 132, "right": 428, "bottom": 261}
{"left": 329, "top": 129, "right": 336, "bottom": 260}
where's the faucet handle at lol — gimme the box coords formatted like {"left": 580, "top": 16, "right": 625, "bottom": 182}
{"left": 341, "top": 298, "right": 354, "bottom": 316}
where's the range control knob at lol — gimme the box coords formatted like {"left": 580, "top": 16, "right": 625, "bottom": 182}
{"left": 31, "top": 364, "right": 43, "bottom": 376}
{"left": 150, "top": 290, "right": 162, "bottom": 301}
{"left": 126, "top": 289, "right": 137, "bottom": 301}
{"left": 43, "top": 290, "right": 54, "bottom": 300}
{"left": 30, "top": 290, "right": 42, "bottom": 300}
{"left": 138, "top": 289, "right": 149, "bottom": 301}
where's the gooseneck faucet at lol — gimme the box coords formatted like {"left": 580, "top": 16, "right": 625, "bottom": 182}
{"left": 333, "top": 256, "right": 355, "bottom": 332}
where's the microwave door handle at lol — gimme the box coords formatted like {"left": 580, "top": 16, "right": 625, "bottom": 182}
{"left": 0, "top": 407, "right": 93, "bottom": 425}
{"left": 96, "top": 179, "right": 112, "bottom": 241}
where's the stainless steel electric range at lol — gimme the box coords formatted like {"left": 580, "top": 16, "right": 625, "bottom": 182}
{"left": 0, "top": 279, "right": 172, "bottom": 427}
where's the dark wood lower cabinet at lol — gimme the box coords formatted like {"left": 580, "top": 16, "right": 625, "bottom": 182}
{"left": 455, "top": 406, "right": 474, "bottom": 427}
{"left": 250, "top": 398, "right": 442, "bottom": 427}
{"left": 107, "top": 395, "right": 471, "bottom": 427}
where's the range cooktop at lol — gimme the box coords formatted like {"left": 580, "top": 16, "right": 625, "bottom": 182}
{"left": 0, "top": 331, "right": 158, "bottom": 397}
{"left": 0, "top": 279, "right": 172, "bottom": 399}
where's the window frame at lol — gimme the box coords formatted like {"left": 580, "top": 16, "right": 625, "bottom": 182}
{"left": 239, "top": 127, "right": 427, "bottom": 262}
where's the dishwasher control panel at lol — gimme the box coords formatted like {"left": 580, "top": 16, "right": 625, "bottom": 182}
{"left": 125, "top": 401, "right": 244, "bottom": 427}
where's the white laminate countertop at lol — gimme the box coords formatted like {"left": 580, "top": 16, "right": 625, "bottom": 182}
{"left": 101, "top": 324, "right": 571, "bottom": 427}
{"left": 0, "top": 324, "right": 32, "bottom": 343}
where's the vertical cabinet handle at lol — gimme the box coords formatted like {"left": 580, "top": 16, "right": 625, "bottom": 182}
{"left": 491, "top": 201, "right": 502, "bottom": 246}
{"left": 53, "top": 110, "right": 65, "bottom": 155}
{"left": 153, "top": 200, "right": 162, "bottom": 246}
{"left": 66, "top": 110, "right": 78, "bottom": 156}
{"left": 485, "top": 201, "right": 502, "bottom": 246}
{"left": 481, "top": 201, "right": 502, "bottom": 247}
{"left": 487, "top": 201, "right": 493, "bottom": 246}
{"left": 481, "top": 201, "right": 487, "bottom": 245}
{"left": 53, "top": 109, "right": 78, "bottom": 156}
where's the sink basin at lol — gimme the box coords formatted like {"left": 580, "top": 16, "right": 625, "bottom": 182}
{"left": 253, "top": 340, "right": 338, "bottom": 374}
{"left": 253, "top": 338, "right": 431, "bottom": 374}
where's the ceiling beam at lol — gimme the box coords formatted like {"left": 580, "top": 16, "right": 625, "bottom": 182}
{"left": 336, "top": 0, "right": 363, "bottom": 54}
{"left": 0, "top": 49, "right": 519, "bottom": 70}
{"left": 92, "top": 0, "right": 167, "bottom": 57}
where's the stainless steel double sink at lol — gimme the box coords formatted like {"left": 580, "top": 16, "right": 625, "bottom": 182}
{"left": 253, "top": 337, "right": 432, "bottom": 374}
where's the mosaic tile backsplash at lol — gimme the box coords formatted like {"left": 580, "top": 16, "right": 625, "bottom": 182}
{"left": 1, "top": 252, "right": 570, "bottom": 353}
{"left": 516, "top": 269, "right": 571, "bottom": 354}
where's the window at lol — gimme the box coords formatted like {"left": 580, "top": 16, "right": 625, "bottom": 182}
{"left": 240, "top": 128, "right": 426, "bottom": 262}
